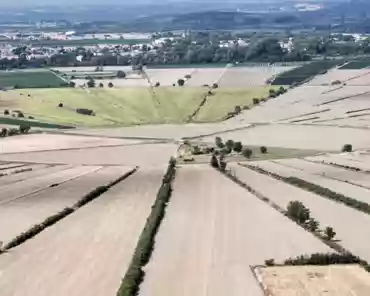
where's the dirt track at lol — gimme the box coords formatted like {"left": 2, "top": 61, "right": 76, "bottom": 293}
{"left": 0, "top": 168, "right": 163, "bottom": 296}
{"left": 139, "top": 165, "right": 330, "bottom": 296}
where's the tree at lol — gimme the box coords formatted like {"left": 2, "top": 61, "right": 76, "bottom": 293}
{"left": 155, "top": 82, "right": 160, "bottom": 87}
{"left": 324, "top": 227, "right": 336, "bottom": 240}
{"left": 212, "top": 83, "right": 219, "bottom": 89}
{"left": 269, "top": 89, "right": 277, "bottom": 97}
{"left": 219, "top": 158, "right": 227, "bottom": 172}
{"left": 185, "top": 74, "right": 192, "bottom": 79}
{"left": 242, "top": 148, "right": 253, "bottom": 159}
{"left": 260, "top": 146, "right": 268, "bottom": 154}
{"left": 225, "top": 140, "right": 234, "bottom": 150}
{"left": 177, "top": 79, "right": 185, "bottom": 86}
{"left": 58, "top": 103, "right": 63, "bottom": 108}
{"left": 108, "top": 82, "right": 114, "bottom": 88}
{"left": 234, "top": 105, "right": 242, "bottom": 114}
{"left": 87, "top": 78, "right": 95, "bottom": 88}
{"left": 211, "top": 154, "right": 219, "bottom": 168}
{"left": 342, "top": 144, "right": 352, "bottom": 152}
{"left": 215, "top": 137, "right": 224, "bottom": 149}
{"left": 3, "top": 109, "right": 9, "bottom": 115}
{"left": 69, "top": 81, "right": 75, "bottom": 88}
{"left": 307, "top": 218, "right": 319, "bottom": 232}
{"left": 99, "top": 83, "right": 104, "bottom": 88}
{"left": 233, "top": 141, "right": 243, "bottom": 153}
{"left": 287, "top": 201, "right": 310, "bottom": 224}
{"left": 0, "top": 128, "right": 7, "bottom": 137}
{"left": 116, "top": 70, "right": 126, "bottom": 78}
{"left": 253, "top": 98, "right": 260, "bottom": 105}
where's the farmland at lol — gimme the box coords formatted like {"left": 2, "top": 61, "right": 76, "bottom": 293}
{"left": 259, "top": 265, "right": 370, "bottom": 296}
{"left": 0, "top": 69, "right": 67, "bottom": 88}
{"left": 272, "top": 60, "right": 342, "bottom": 85}
{"left": 2, "top": 61, "right": 370, "bottom": 296}
{"left": 139, "top": 165, "right": 330, "bottom": 296}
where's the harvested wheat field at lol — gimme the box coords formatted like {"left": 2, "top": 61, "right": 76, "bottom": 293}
{"left": 199, "top": 124, "right": 370, "bottom": 151}
{"left": 0, "top": 133, "right": 136, "bottom": 154}
{"left": 0, "top": 168, "right": 163, "bottom": 296}
{"left": 276, "top": 158, "right": 370, "bottom": 188}
{"left": 0, "top": 143, "right": 177, "bottom": 167}
{"left": 258, "top": 264, "right": 370, "bottom": 296}
{"left": 229, "top": 163, "right": 370, "bottom": 262}
{"left": 139, "top": 165, "right": 330, "bottom": 296}
{"left": 0, "top": 165, "right": 100, "bottom": 205}
{"left": 0, "top": 166, "right": 133, "bottom": 244}
{"left": 249, "top": 160, "right": 370, "bottom": 204}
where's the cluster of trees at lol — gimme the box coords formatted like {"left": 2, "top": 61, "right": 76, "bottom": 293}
{"left": 214, "top": 137, "right": 268, "bottom": 159}
{"left": 0, "top": 124, "right": 31, "bottom": 138}
{"left": 287, "top": 200, "right": 336, "bottom": 240}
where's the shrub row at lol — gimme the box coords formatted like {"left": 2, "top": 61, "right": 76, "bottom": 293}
{"left": 284, "top": 252, "right": 361, "bottom": 266}
{"left": 326, "top": 161, "right": 363, "bottom": 172}
{"left": 247, "top": 164, "right": 370, "bottom": 219}
{"left": 2, "top": 168, "right": 137, "bottom": 252}
{"left": 117, "top": 158, "right": 176, "bottom": 296}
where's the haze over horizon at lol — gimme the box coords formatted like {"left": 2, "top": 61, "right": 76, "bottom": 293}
{"left": 1, "top": 0, "right": 344, "bottom": 7}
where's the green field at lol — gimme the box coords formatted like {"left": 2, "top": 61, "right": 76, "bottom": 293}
{"left": 339, "top": 60, "right": 370, "bottom": 69}
{"left": 0, "top": 87, "right": 271, "bottom": 127}
{"left": 194, "top": 87, "right": 275, "bottom": 122}
{"left": 0, "top": 70, "right": 67, "bottom": 88}
{"left": 272, "top": 60, "right": 343, "bottom": 85}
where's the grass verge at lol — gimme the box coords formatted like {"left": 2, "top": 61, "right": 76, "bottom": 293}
{"left": 117, "top": 158, "right": 176, "bottom": 296}
{"left": 1, "top": 167, "right": 137, "bottom": 252}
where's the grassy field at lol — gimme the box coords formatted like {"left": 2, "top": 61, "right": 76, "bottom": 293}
{"left": 272, "top": 60, "right": 342, "bottom": 85}
{"left": 0, "top": 70, "right": 67, "bottom": 88}
{"left": 194, "top": 87, "right": 277, "bottom": 122}
{"left": 0, "top": 87, "right": 274, "bottom": 127}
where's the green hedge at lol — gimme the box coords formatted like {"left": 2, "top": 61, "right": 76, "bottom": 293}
{"left": 117, "top": 158, "right": 176, "bottom": 296}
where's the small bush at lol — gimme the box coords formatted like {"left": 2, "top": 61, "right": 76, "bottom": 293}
{"left": 58, "top": 103, "right": 64, "bottom": 108}
{"left": 253, "top": 98, "right": 260, "bottom": 105}
{"left": 331, "top": 80, "right": 341, "bottom": 85}
{"left": 234, "top": 105, "right": 242, "bottom": 114}
{"left": 225, "top": 140, "right": 234, "bottom": 150}
{"left": 19, "top": 124, "right": 31, "bottom": 134}
{"left": 17, "top": 112, "right": 24, "bottom": 118}
{"left": 185, "top": 74, "right": 191, "bottom": 79}
{"left": 99, "top": 83, "right": 104, "bottom": 88}
{"left": 28, "top": 116, "right": 34, "bottom": 119}
{"left": 215, "top": 136, "right": 224, "bottom": 149}
{"left": 211, "top": 154, "right": 219, "bottom": 168}
{"left": 76, "top": 108, "right": 95, "bottom": 116}
{"left": 177, "top": 79, "right": 185, "bottom": 86}
{"left": 265, "top": 259, "right": 275, "bottom": 266}
{"left": 324, "top": 226, "right": 336, "bottom": 241}
{"left": 108, "top": 82, "right": 114, "bottom": 88}
{"left": 8, "top": 128, "right": 19, "bottom": 136}
{"left": 155, "top": 82, "right": 160, "bottom": 87}
{"left": 260, "top": 146, "right": 268, "bottom": 154}
{"left": 69, "top": 81, "right": 76, "bottom": 88}
{"left": 212, "top": 83, "right": 219, "bottom": 89}
{"left": 3, "top": 109, "right": 9, "bottom": 115}
{"left": 117, "top": 70, "right": 126, "bottom": 78}
{"left": 342, "top": 144, "right": 352, "bottom": 152}
{"left": 242, "top": 148, "right": 253, "bottom": 159}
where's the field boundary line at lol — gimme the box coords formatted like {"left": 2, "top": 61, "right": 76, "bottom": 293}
{"left": 0, "top": 166, "right": 138, "bottom": 253}
{"left": 182, "top": 123, "right": 259, "bottom": 140}
{"left": 272, "top": 159, "right": 370, "bottom": 190}
{"left": 244, "top": 163, "right": 370, "bottom": 224}
{"left": 0, "top": 166, "right": 102, "bottom": 206}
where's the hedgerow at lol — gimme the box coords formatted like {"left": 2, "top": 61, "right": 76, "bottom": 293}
{"left": 117, "top": 158, "right": 176, "bottom": 296}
